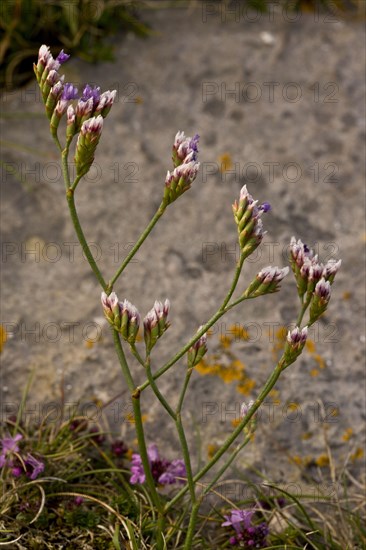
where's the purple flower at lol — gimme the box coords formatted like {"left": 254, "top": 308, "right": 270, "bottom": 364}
{"left": 232, "top": 185, "right": 270, "bottom": 258}
{"left": 130, "top": 444, "right": 186, "bottom": 486}
{"left": 173, "top": 131, "right": 200, "bottom": 165}
{"left": 81, "top": 84, "right": 101, "bottom": 108}
{"left": 56, "top": 50, "right": 70, "bottom": 64}
{"left": 111, "top": 440, "right": 128, "bottom": 457}
{"left": 259, "top": 201, "right": 271, "bottom": 213}
{"left": 287, "top": 326, "right": 308, "bottom": 348}
{"left": 24, "top": 454, "right": 45, "bottom": 480}
{"left": 62, "top": 83, "right": 79, "bottom": 100}
{"left": 222, "top": 509, "right": 269, "bottom": 548}
{"left": 0, "top": 433, "right": 22, "bottom": 468}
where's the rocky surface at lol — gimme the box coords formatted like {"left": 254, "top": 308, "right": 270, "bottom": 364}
{"left": 1, "top": 4, "right": 365, "bottom": 486}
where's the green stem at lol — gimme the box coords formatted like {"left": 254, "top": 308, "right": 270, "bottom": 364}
{"left": 145, "top": 356, "right": 176, "bottom": 420}
{"left": 220, "top": 253, "right": 245, "bottom": 309}
{"left": 108, "top": 202, "right": 166, "bottom": 290}
{"left": 202, "top": 434, "right": 252, "bottom": 498}
{"left": 297, "top": 295, "right": 312, "bottom": 326}
{"left": 112, "top": 332, "right": 165, "bottom": 547}
{"left": 175, "top": 413, "right": 196, "bottom": 501}
{"left": 66, "top": 188, "right": 108, "bottom": 291}
{"left": 165, "top": 358, "right": 286, "bottom": 512}
{"left": 183, "top": 502, "right": 200, "bottom": 550}
{"left": 176, "top": 367, "right": 194, "bottom": 414}
{"left": 138, "top": 262, "right": 249, "bottom": 395}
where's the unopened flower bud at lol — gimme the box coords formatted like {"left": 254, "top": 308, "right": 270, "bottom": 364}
{"left": 232, "top": 185, "right": 269, "bottom": 259}
{"left": 74, "top": 115, "right": 103, "bottom": 177}
{"left": 66, "top": 105, "right": 76, "bottom": 142}
{"left": 243, "top": 266, "right": 289, "bottom": 298}
{"left": 143, "top": 299, "right": 170, "bottom": 352}
{"left": 322, "top": 259, "right": 341, "bottom": 284}
{"left": 119, "top": 300, "right": 141, "bottom": 345}
{"left": 309, "top": 278, "right": 331, "bottom": 325}
{"left": 284, "top": 326, "right": 308, "bottom": 365}
{"left": 188, "top": 326, "right": 208, "bottom": 366}
{"left": 101, "top": 291, "right": 120, "bottom": 325}
{"left": 94, "top": 90, "right": 117, "bottom": 117}
{"left": 172, "top": 131, "right": 199, "bottom": 167}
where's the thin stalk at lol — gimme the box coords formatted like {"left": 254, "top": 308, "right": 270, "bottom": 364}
{"left": 145, "top": 356, "right": 176, "bottom": 420}
{"left": 112, "top": 332, "right": 165, "bottom": 548}
{"left": 176, "top": 367, "right": 194, "bottom": 414}
{"left": 297, "top": 294, "right": 312, "bottom": 326}
{"left": 66, "top": 188, "right": 108, "bottom": 291}
{"left": 175, "top": 413, "right": 195, "bottom": 502}
{"left": 220, "top": 253, "right": 245, "bottom": 309}
{"left": 202, "top": 434, "right": 252, "bottom": 498}
{"left": 183, "top": 501, "right": 200, "bottom": 550}
{"left": 165, "top": 358, "right": 286, "bottom": 512}
{"left": 108, "top": 202, "right": 166, "bottom": 290}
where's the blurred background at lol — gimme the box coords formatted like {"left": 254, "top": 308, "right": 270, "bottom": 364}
{"left": 1, "top": 0, "right": 365, "bottom": 488}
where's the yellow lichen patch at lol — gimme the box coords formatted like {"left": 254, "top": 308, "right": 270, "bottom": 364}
{"left": 310, "top": 369, "right": 319, "bottom": 377}
{"left": 126, "top": 448, "right": 134, "bottom": 460}
{"left": 236, "top": 377, "right": 256, "bottom": 395}
{"left": 289, "top": 455, "right": 312, "bottom": 467}
{"left": 219, "top": 335, "right": 232, "bottom": 349}
{"left": 301, "top": 432, "right": 313, "bottom": 441}
{"left": 217, "top": 364, "right": 243, "bottom": 383}
{"left": 306, "top": 339, "right": 316, "bottom": 354}
{"left": 207, "top": 443, "right": 219, "bottom": 459}
{"left": 287, "top": 402, "right": 299, "bottom": 411}
{"left": 313, "top": 354, "right": 326, "bottom": 369}
{"left": 0, "top": 324, "right": 7, "bottom": 353}
{"left": 134, "top": 96, "right": 144, "bottom": 104}
{"left": 229, "top": 324, "right": 250, "bottom": 341}
{"left": 342, "top": 291, "right": 352, "bottom": 300}
{"left": 231, "top": 418, "right": 241, "bottom": 428}
{"left": 125, "top": 413, "right": 148, "bottom": 424}
{"left": 85, "top": 339, "right": 94, "bottom": 349}
{"left": 342, "top": 428, "right": 353, "bottom": 442}
{"left": 218, "top": 152, "right": 233, "bottom": 173}
{"left": 195, "top": 359, "right": 220, "bottom": 377}
{"left": 269, "top": 389, "right": 280, "bottom": 402}
{"left": 315, "top": 454, "right": 330, "bottom": 467}
{"left": 350, "top": 447, "right": 364, "bottom": 462}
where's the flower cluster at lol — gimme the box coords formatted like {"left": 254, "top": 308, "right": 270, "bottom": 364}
{"left": 232, "top": 185, "right": 271, "bottom": 259}
{"left": 34, "top": 45, "right": 116, "bottom": 177}
{"left": 144, "top": 300, "right": 171, "bottom": 352}
{"left": 130, "top": 444, "right": 186, "bottom": 486}
{"left": 101, "top": 292, "right": 171, "bottom": 352}
{"left": 222, "top": 509, "right": 269, "bottom": 547}
{"left": 243, "top": 265, "right": 289, "bottom": 298}
{"left": 164, "top": 131, "right": 200, "bottom": 205}
{"left": 101, "top": 292, "right": 140, "bottom": 345}
{"left": 0, "top": 433, "right": 45, "bottom": 480}
{"left": 284, "top": 325, "right": 308, "bottom": 365}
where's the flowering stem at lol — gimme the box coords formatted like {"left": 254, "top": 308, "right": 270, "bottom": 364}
{"left": 297, "top": 295, "right": 312, "bottom": 326}
{"left": 66, "top": 188, "right": 108, "bottom": 291}
{"left": 165, "top": 358, "right": 286, "bottom": 512}
{"left": 176, "top": 367, "right": 194, "bottom": 414}
{"left": 113, "top": 332, "right": 165, "bottom": 547}
{"left": 145, "top": 355, "right": 176, "bottom": 420}
{"left": 220, "top": 253, "right": 245, "bottom": 309}
{"left": 183, "top": 501, "right": 200, "bottom": 550}
{"left": 108, "top": 202, "right": 166, "bottom": 291}
{"left": 202, "top": 434, "right": 252, "bottom": 499}
{"left": 138, "top": 265, "right": 250, "bottom": 394}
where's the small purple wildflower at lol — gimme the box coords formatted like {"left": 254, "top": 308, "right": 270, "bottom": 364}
{"left": 111, "top": 440, "right": 128, "bottom": 457}
{"left": 130, "top": 444, "right": 186, "bottom": 486}
{"left": 259, "top": 201, "right": 271, "bottom": 213}
{"left": 81, "top": 84, "right": 101, "bottom": 108}
{"left": 24, "top": 454, "right": 45, "bottom": 480}
{"left": 62, "top": 83, "right": 79, "bottom": 100}
{"left": 56, "top": 50, "right": 70, "bottom": 64}
{"left": 0, "top": 433, "right": 22, "bottom": 468}
{"left": 74, "top": 496, "right": 84, "bottom": 506}
{"left": 222, "top": 509, "right": 269, "bottom": 548}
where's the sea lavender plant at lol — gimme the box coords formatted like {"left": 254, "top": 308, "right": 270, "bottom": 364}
{"left": 33, "top": 45, "right": 342, "bottom": 549}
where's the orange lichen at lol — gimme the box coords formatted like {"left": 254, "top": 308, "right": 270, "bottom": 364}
{"left": 310, "top": 369, "right": 319, "bottom": 377}
{"left": 315, "top": 454, "right": 330, "bottom": 467}
{"left": 342, "top": 428, "right": 353, "bottom": 442}
{"left": 219, "top": 335, "right": 232, "bottom": 349}
{"left": 305, "top": 339, "right": 316, "bottom": 353}
{"left": 237, "top": 378, "right": 256, "bottom": 395}
{"left": 0, "top": 324, "right": 7, "bottom": 353}
{"left": 229, "top": 324, "right": 250, "bottom": 341}
{"left": 351, "top": 447, "right": 364, "bottom": 462}
{"left": 218, "top": 153, "right": 233, "bottom": 172}
{"left": 207, "top": 443, "right": 219, "bottom": 458}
